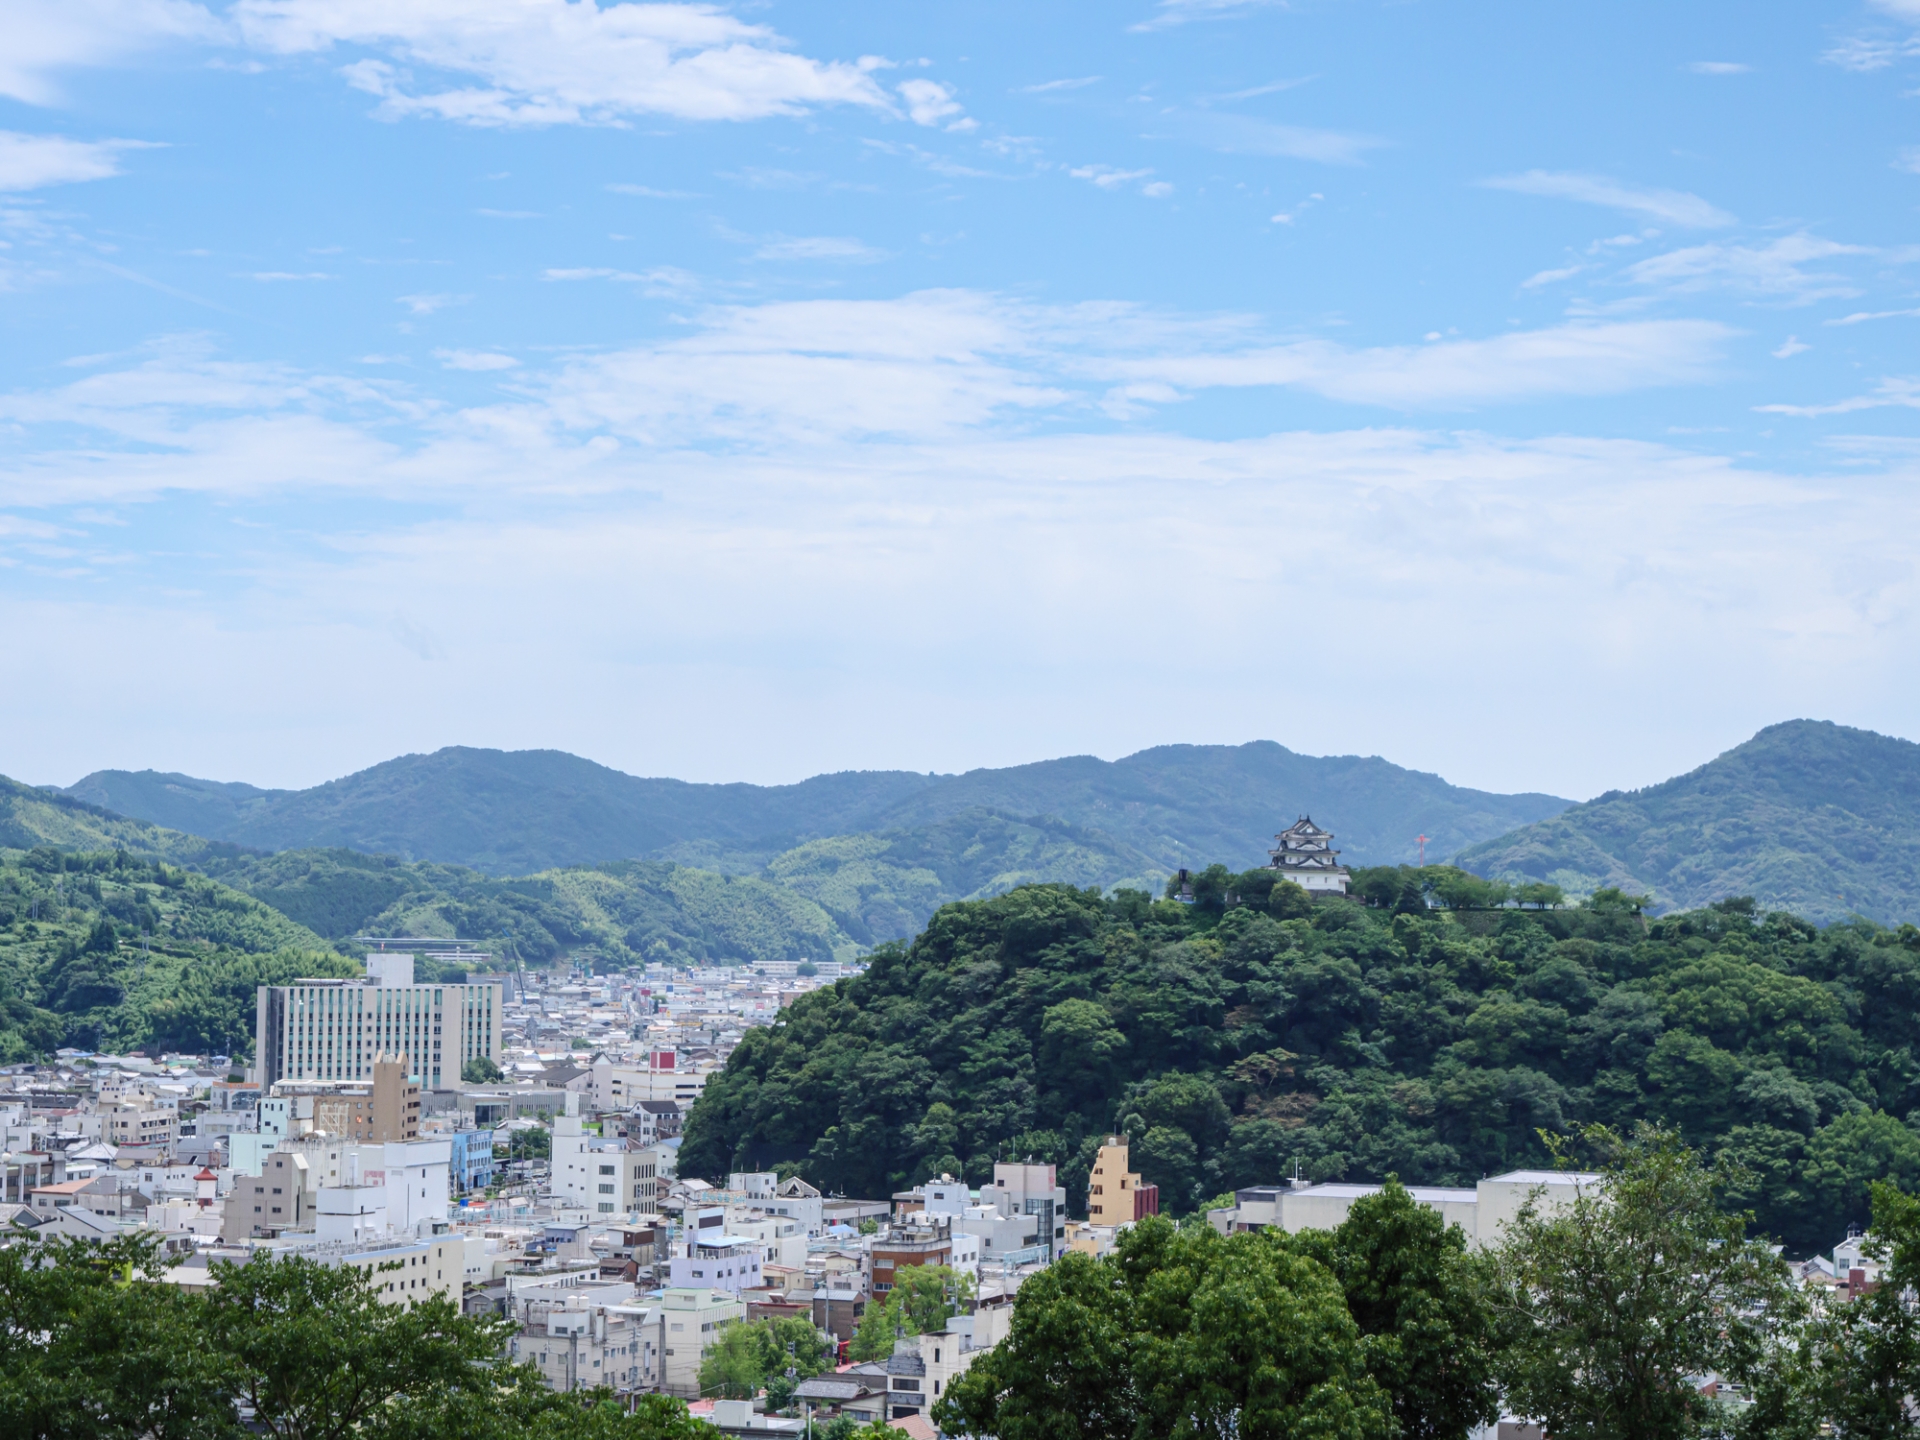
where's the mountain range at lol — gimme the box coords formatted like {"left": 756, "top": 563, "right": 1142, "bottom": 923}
{"left": 15, "top": 719, "right": 1920, "bottom": 953}
{"left": 1459, "top": 720, "right": 1920, "bottom": 926}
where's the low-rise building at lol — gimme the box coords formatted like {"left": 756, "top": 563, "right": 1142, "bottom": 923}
{"left": 1208, "top": 1170, "right": 1601, "bottom": 1247}
{"left": 659, "top": 1287, "right": 746, "bottom": 1398}
{"left": 1085, "top": 1136, "right": 1158, "bottom": 1226}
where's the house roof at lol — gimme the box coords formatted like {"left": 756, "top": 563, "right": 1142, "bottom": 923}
{"left": 793, "top": 1378, "right": 872, "bottom": 1402}
{"left": 30, "top": 1178, "right": 95, "bottom": 1196}
{"left": 888, "top": 1416, "right": 938, "bottom": 1440}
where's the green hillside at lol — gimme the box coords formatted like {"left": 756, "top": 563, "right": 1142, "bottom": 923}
{"left": 66, "top": 741, "right": 1569, "bottom": 877}
{"left": 762, "top": 809, "right": 1164, "bottom": 946}
{"left": 0, "top": 845, "right": 348, "bottom": 1061}
{"left": 194, "top": 848, "right": 858, "bottom": 968}
{"left": 682, "top": 875, "right": 1920, "bottom": 1255}
{"left": 0, "top": 774, "right": 226, "bottom": 864}
{"left": 1457, "top": 720, "right": 1920, "bottom": 924}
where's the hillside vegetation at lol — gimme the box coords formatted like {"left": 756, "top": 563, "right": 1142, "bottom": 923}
{"left": 0, "top": 846, "right": 349, "bottom": 1061}
{"left": 196, "top": 848, "right": 856, "bottom": 968}
{"left": 66, "top": 740, "right": 1569, "bottom": 877}
{"left": 1459, "top": 720, "right": 1920, "bottom": 924}
{"left": 682, "top": 871, "right": 1920, "bottom": 1254}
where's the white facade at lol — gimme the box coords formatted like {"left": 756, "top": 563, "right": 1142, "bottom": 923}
{"left": 1209, "top": 1170, "right": 1603, "bottom": 1248}
{"left": 666, "top": 1236, "right": 763, "bottom": 1293}
{"left": 659, "top": 1288, "right": 745, "bottom": 1399}
{"left": 552, "top": 1112, "right": 665, "bottom": 1215}
{"left": 256, "top": 955, "right": 502, "bottom": 1091}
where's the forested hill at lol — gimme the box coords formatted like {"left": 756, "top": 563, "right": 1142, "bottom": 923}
{"left": 64, "top": 741, "right": 1568, "bottom": 877}
{"left": 1458, "top": 720, "right": 1920, "bottom": 925}
{"left": 681, "top": 873, "right": 1920, "bottom": 1255}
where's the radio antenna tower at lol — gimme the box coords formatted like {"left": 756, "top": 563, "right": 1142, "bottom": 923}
{"left": 1416, "top": 834, "right": 1429, "bottom": 867}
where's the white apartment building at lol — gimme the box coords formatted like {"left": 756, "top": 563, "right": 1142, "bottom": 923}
{"left": 508, "top": 1279, "right": 661, "bottom": 1396}
{"left": 256, "top": 953, "right": 502, "bottom": 1091}
{"left": 552, "top": 1110, "right": 668, "bottom": 1215}
{"left": 659, "top": 1288, "right": 745, "bottom": 1399}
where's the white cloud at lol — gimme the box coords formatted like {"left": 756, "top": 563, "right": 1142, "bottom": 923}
{"left": 233, "top": 0, "right": 893, "bottom": 125}
{"left": 0, "top": 0, "right": 217, "bottom": 106}
{"left": 604, "top": 183, "right": 697, "bottom": 198}
{"left": 1757, "top": 376, "right": 1920, "bottom": 417}
{"left": 1482, "top": 170, "right": 1734, "bottom": 228}
{"left": 1129, "top": 0, "right": 1284, "bottom": 32}
{"left": 1070, "top": 164, "right": 1155, "bottom": 191}
{"left": 898, "top": 78, "right": 964, "bottom": 127}
{"left": 752, "top": 236, "right": 886, "bottom": 263}
{"left": 1773, "top": 336, "right": 1810, "bottom": 358}
{"left": 1142, "top": 181, "right": 1173, "bottom": 198}
{"left": 1167, "top": 113, "right": 1380, "bottom": 165}
{"left": 1521, "top": 264, "right": 1585, "bottom": 289}
{"left": 435, "top": 348, "right": 519, "bottom": 370}
{"left": 1828, "top": 307, "right": 1920, "bottom": 325}
{"left": 1089, "top": 319, "right": 1732, "bottom": 409}
{"left": 244, "top": 270, "right": 335, "bottom": 281}
{"left": 397, "top": 292, "right": 466, "bottom": 315}
{"left": 1019, "top": 76, "right": 1100, "bottom": 93}
{"left": 1898, "top": 147, "right": 1920, "bottom": 174}
{"left": 0, "top": 131, "right": 151, "bottom": 190}
{"left": 1687, "top": 61, "right": 1750, "bottom": 74}
{"left": 1623, "top": 233, "right": 1871, "bottom": 304}
{"left": 1823, "top": 34, "right": 1920, "bottom": 71}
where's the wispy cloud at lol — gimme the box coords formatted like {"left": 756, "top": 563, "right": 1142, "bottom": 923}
{"left": 1482, "top": 170, "right": 1734, "bottom": 228}
{"left": 605, "top": 183, "right": 697, "bottom": 198}
{"left": 1827, "top": 307, "right": 1920, "bottom": 325}
{"left": 543, "top": 265, "right": 698, "bottom": 294}
{"left": 1070, "top": 164, "right": 1155, "bottom": 191}
{"left": 1757, "top": 376, "right": 1920, "bottom": 417}
{"left": 1687, "top": 61, "right": 1750, "bottom": 75}
{"left": 1624, "top": 234, "right": 1872, "bottom": 304}
{"left": 753, "top": 235, "right": 886, "bottom": 263}
{"left": 899, "top": 78, "right": 971, "bottom": 130}
{"left": 240, "top": 0, "right": 894, "bottom": 127}
{"left": 1161, "top": 113, "right": 1381, "bottom": 165}
{"left": 1018, "top": 76, "right": 1101, "bottom": 94}
{"left": 0, "top": 131, "right": 154, "bottom": 191}
{"left": 0, "top": 0, "right": 219, "bottom": 107}
{"left": 1129, "top": 0, "right": 1285, "bottom": 32}
{"left": 1773, "top": 336, "right": 1809, "bottom": 358}
{"left": 435, "top": 348, "right": 519, "bottom": 371}
{"left": 398, "top": 293, "right": 467, "bottom": 315}
{"left": 242, "top": 270, "right": 334, "bottom": 281}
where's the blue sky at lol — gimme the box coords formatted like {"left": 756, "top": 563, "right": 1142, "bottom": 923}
{"left": 4, "top": 0, "right": 1920, "bottom": 803}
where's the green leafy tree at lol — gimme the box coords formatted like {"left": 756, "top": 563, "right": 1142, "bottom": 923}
{"left": 697, "top": 1316, "right": 830, "bottom": 1401}
{"left": 0, "top": 1231, "right": 237, "bottom": 1440}
{"left": 1292, "top": 1179, "right": 1499, "bottom": 1440}
{"left": 462, "top": 1055, "right": 504, "bottom": 1084}
{"left": 1795, "top": 1181, "right": 1920, "bottom": 1437}
{"left": 1487, "top": 1125, "right": 1791, "bottom": 1440}
{"left": 938, "top": 1218, "right": 1390, "bottom": 1440}
{"left": 203, "top": 1250, "right": 514, "bottom": 1440}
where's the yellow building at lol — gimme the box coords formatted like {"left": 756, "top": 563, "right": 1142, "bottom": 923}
{"left": 1086, "top": 1135, "right": 1156, "bottom": 1225}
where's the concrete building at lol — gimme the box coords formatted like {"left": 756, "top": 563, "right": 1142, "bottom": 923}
{"left": 1085, "top": 1136, "right": 1158, "bottom": 1226}
{"left": 445, "top": 1129, "right": 497, "bottom": 1194}
{"left": 553, "top": 1108, "right": 667, "bottom": 1215}
{"left": 224, "top": 1149, "right": 311, "bottom": 1238}
{"left": 1209, "top": 1170, "right": 1603, "bottom": 1247}
{"left": 255, "top": 953, "right": 502, "bottom": 1092}
{"left": 667, "top": 1233, "right": 764, "bottom": 1294}
{"left": 866, "top": 1215, "right": 953, "bottom": 1299}
{"left": 101, "top": 1099, "right": 177, "bottom": 1151}
{"left": 880, "top": 1308, "right": 1012, "bottom": 1422}
{"left": 508, "top": 1280, "right": 660, "bottom": 1396}
{"left": 267, "top": 1056, "right": 421, "bottom": 1143}
{"left": 659, "top": 1288, "right": 746, "bottom": 1398}
{"left": 989, "top": 1161, "right": 1068, "bottom": 1261}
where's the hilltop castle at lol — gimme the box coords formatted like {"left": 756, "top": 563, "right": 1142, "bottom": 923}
{"left": 1267, "top": 817, "right": 1351, "bottom": 895}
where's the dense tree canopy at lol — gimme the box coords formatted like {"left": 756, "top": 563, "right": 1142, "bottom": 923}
{"left": 683, "top": 876, "right": 1920, "bottom": 1253}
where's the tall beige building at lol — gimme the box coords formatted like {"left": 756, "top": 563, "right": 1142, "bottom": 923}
{"left": 1086, "top": 1136, "right": 1157, "bottom": 1226}
{"left": 256, "top": 954, "right": 501, "bottom": 1091}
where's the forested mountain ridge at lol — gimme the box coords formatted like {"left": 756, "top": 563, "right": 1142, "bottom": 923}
{"left": 681, "top": 872, "right": 1920, "bottom": 1254}
{"left": 65, "top": 740, "right": 1569, "bottom": 878}
{"left": 0, "top": 845, "right": 347, "bottom": 1061}
{"left": 1458, "top": 720, "right": 1920, "bottom": 925}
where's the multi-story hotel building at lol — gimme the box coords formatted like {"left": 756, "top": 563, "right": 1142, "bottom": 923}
{"left": 255, "top": 953, "right": 502, "bottom": 1091}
